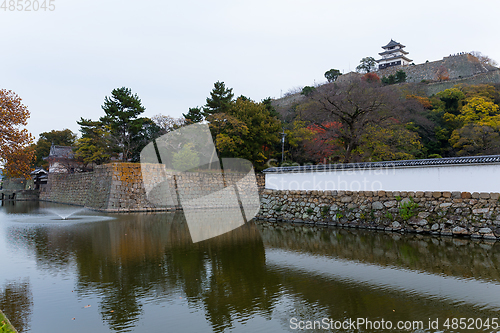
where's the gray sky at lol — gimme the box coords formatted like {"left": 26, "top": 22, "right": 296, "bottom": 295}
{"left": 1, "top": 0, "right": 499, "bottom": 140}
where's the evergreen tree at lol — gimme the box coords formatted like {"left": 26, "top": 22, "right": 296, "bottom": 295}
{"left": 203, "top": 81, "right": 234, "bottom": 116}
{"left": 183, "top": 107, "right": 204, "bottom": 123}
{"left": 324, "top": 69, "right": 342, "bottom": 82}
{"left": 395, "top": 70, "right": 407, "bottom": 83}
{"left": 262, "top": 97, "right": 280, "bottom": 119}
{"left": 74, "top": 118, "right": 111, "bottom": 168}
{"left": 99, "top": 87, "right": 147, "bottom": 162}
{"left": 356, "top": 57, "right": 377, "bottom": 73}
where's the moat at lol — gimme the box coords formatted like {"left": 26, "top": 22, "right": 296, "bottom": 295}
{"left": 1, "top": 201, "right": 500, "bottom": 332}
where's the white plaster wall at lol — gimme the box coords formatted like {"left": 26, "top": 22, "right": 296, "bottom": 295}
{"left": 265, "top": 164, "right": 500, "bottom": 192}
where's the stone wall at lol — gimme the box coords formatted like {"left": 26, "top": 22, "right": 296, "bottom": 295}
{"left": 257, "top": 189, "right": 500, "bottom": 240}
{"left": 40, "top": 163, "right": 265, "bottom": 212}
{"left": 424, "top": 70, "right": 500, "bottom": 96}
{"left": 376, "top": 54, "right": 498, "bottom": 83}
{"left": 271, "top": 54, "right": 500, "bottom": 113}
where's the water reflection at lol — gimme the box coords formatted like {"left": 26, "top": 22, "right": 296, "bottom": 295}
{"left": 0, "top": 279, "right": 33, "bottom": 333}
{"left": 4, "top": 207, "right": 279, "bottom": 332}
{"left": 2, "top": 202, "right": 500, "bottom": 332}
{"left": 258, "top": 223, "right": 500, "bottom": 283}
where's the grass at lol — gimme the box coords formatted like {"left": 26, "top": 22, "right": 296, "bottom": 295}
{"left": 0, "top": 310, "right": 17, "bottom": 333}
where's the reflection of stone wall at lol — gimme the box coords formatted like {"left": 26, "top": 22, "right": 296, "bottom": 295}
{"left": 258, "top": 189, "right": 500, "bottom": 240}
{"left": 40, "top": 163, "right": 265, "bottom": 212}
{"left": 256, "top": 221, "right": 500, "bottom": 282}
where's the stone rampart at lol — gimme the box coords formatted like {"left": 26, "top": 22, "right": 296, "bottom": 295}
{"left": 257, "top": 189, "right": 500, "bottom": 240}
{"left": 376, "top": 54, "right": 498, "bottom": 83}
{"left": 424, "top": 70, "right": 500, "bottom": 95}
{"left": 271, "top": 54, "right": 500, "bottom": 112}
{"left": 40, "top": 163, "right": 265, "bottom": 212}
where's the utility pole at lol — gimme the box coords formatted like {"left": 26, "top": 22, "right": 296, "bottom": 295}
{"left": 281, "top": 129, "right": 287, "bottom": 165}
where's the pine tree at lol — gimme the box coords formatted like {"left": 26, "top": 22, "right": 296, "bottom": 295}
{"left": 99, "top": 87, "right": 147, "bottom": 162}
{"left": 182, "top": 107, "right": 204, "bottom": 123}
{"left": 203, "top": 81, "right": 234, "bottom": 116}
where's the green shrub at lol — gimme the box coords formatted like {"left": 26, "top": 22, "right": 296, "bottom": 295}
{"left": 399, "top": 197, "right": 418, "bottom": 221}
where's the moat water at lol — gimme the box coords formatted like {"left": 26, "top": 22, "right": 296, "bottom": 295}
{"left": 1, "top": 201, "right": 500, "bottom": 333}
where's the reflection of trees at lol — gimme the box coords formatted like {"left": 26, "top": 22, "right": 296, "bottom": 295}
{"left": 72, "top": 213, "right": 176, "bottom": 331}
{"left": 1, "top": 200, "right": 39, "bottom": 214}
{"left": 258, "top": 223, "right": 500, "bottom": 282}
{"left": 6, "top": 209, "right": 281, "bottom": 332}
{"left": 201, "top": 228, "right": 280, "bottom": 332}
{"left": 0, "top": 279, "right": 33, "bottom": 333}
{"left": 10, "top": 225, "right": 74, "bottom": 273}
{"left": 163, "top": 222, "right": 280, "bottom": 332}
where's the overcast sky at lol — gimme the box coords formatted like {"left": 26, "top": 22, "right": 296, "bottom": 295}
{"left": 1, "top": 0, "right": 499, "bottom": 140}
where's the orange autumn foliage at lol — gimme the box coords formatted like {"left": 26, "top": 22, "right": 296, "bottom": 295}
{"left": 406, "top": 95, "right": 432, "bottom": 109}
{"left": 0, "top": 89, "right": 34, "bottom": 178}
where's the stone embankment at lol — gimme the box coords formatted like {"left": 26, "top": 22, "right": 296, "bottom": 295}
{"left": 40, "top": 163, "right": 265, "bottom": 212}
{"left": 375, "top": 54, "right": 499, "bottom": 83}
{"left": 257, "top": 189, "right": 500, "bottom": 240}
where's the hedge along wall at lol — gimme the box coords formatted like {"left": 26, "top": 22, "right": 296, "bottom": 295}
{"left": 257, "top": 189, "right": 500, "bottom": 240}
{"left": 40, "top": 162, "right": 265, "bottom": 212}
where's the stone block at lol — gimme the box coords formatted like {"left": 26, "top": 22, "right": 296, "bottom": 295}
{"left": 378, "top": 190, "right": 386, "bottom": 197}
{"left": 418, "top": 212, "right": 430, "bottom": 218}
{"left": 473, "top": 208, "right": 489, "bottom": 214}
{"left": 442, "top": 192, "right": 451, "bottom": 198}
{"left": 391, "top": 221, "right": 401, "bottom": 229}
{"left": 490, "top": 193, "right": 500, "bottom": 200}
{"left": 384, "top": 200, "right": 397, "bottom": 208}
{"left": 341, "top": 196, "right": 352, "bottom": 203}
{"left": 452, "top": 226, "right": 469, "bottom": 235}
{"left": 432, "top": 191, "right": 441, "bottom": 198}
{"left": 479, "top": 227, "right": 493, "bottom": 234}
{"left": 480, "top": 192, "right": 491, "bottom": 199}
{"left": 461, "top": 192, "right": 472, "bottom": 199}
{"left": 372, "top": 201, "right": 384, "bottom": 210}
{"left": 471, "top": 192, "right": 480, "bottom": 199}
{"left": 424, "top": 191, "right": 432, "bottom": 198}
{"left": 415, "top": 191, "right": 424, "bottom": 198}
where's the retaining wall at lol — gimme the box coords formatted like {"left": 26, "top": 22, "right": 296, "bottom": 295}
{"left": 257, "top": 189, "right": 500, "bottom": 240}
{"left": 40, "top": 163, "right": 265, "bottom": 212}
{"left": 376, "top": 54, "right": 499, "bottom": 83}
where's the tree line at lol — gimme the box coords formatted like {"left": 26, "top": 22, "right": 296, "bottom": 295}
{"left": 279, "top": 77, "right": 500, "bottom": 165}
{"left": 26, "top": 82, "right": 282, "bottom": 173}
{"left": 2, "top": 77, "right": 500, "bottom": 179}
